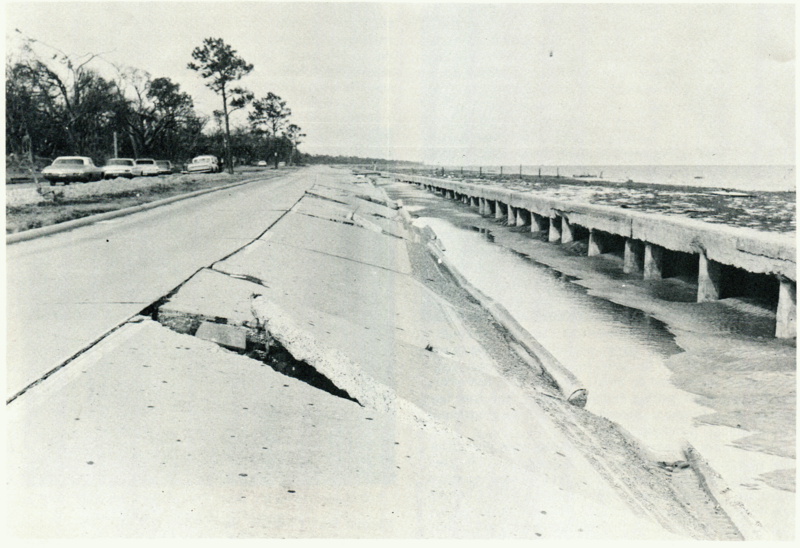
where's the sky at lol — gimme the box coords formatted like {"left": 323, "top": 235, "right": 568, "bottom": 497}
{"left": 5, "top": 2, "right": 795, "bottom": 166}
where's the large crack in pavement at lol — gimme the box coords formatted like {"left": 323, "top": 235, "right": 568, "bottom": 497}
{"left": 7, "top": 195, "right": 304, "bottom": 406}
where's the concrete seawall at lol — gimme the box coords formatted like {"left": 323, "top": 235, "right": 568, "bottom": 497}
{"left": 387, "top": 173, "right": 796, "bottom": 339}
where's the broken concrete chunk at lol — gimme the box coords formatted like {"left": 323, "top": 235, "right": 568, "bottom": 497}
{"left": 195, "top": 321, "right": 248, "bottom": 350}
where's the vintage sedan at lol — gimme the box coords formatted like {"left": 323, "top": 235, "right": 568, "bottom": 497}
{"left": 133, "top": 158, "right": 161, "bottom": 177}
{"left": 42, "top": 156, "right": 104, "bottom": 184}
{"left": 101, "top": 158, "right": 136, "bottom": 179}
{"left": 187, "top": 155, "right": 220, "bottom": 174}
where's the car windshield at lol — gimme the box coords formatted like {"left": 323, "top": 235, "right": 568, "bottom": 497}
{"left": 193, "top": 157, "right": 212, "bottom": 163}
{"left": 53, "top": 159, "right": 85, "bottom": 166}
{"left": 107, "top": 159, "right": 134, "bottom": 166}
{"left": 136, "top": 159, "right": 155, "bottom": 165}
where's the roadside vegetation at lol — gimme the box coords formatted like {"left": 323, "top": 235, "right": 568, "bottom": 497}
{"left": 6, "top": 34, "right": 304, "bottom": 178}
{"left": 5, "top": 168, "right": 288, "bottom": 234}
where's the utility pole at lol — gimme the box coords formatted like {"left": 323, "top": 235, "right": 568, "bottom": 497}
{"left": 113, "top": 132, "right": 119, "bottom": 158}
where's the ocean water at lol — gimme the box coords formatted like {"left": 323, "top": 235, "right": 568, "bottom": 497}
{"left": 445, "top": 165, "right": 796, "bottom": 193}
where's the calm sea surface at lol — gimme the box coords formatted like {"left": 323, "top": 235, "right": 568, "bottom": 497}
{"left": 446, "top": 165, "right": 795, "bottom": 193}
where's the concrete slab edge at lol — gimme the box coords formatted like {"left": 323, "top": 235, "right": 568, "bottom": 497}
{"left": 6, "top": 177, "right": 266, "bottom": 245}
{"left": 682, "top": 443, "right": 767, "bottom": 540}
{"left": 249, "top": 295, "right": 480, "bottom": 453}
{"left": 424, "top": 240, "right": 587, "bottom": 407}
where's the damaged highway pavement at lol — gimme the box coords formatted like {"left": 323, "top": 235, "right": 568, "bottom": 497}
{"left": 7, "top": 167, "right": 761, "bottom": 538}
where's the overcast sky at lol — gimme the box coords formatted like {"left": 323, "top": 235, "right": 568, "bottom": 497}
{"left": 5, "top": 2, "right": 795, "bottom": 166}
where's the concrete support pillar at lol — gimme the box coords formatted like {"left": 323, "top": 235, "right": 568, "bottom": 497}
{"left": 508, "top": 206, "right": 517, "bottom": 225}
{"left": 516, "top": 209, "right": 530, "bottom": 228}
{"left": 479, "top": 198, "right": 486, "bottom": 215}
{"left": 624, "top": 239, "right": 643, "bottom": 274}
{"left": 776, "top": 278, "right": 797, "bottom": 339}
{"left": 495, "top": 202, "right": 505, "bottom": 220}
{"left": 561, "top": 217, "right": 574, "bottom": 244}
{"left": 697, "top": 252, "right": 723, "bottom": 302}
{"left": 549, "top": 214, "right": 562, "bottom": 242}
{"left": 532, "top": 212, "right": 547, "bottom": 233}
{"left": 643, "top": 243, "right": 664, "bottom": 280}
{"left": 448, "top": 189, "right": 455, "bottom": 199}
{"left": 470, "top": 196, "right": 478, "bottom": 208}
{"left": 588, "top": 230, "right": 605, "bottom": 256}
{"left": 487, "top": 200, "right": 496, "bottom": 216}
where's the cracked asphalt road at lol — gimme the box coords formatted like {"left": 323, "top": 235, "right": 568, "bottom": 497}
{"left": 6, "top": 168, "right": 316, "bottom": 400}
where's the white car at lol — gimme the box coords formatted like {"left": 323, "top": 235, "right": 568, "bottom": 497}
{"left": 102, "top": 158, "right": 136, "bottom": 179}
{"left": 187, "top": 155, "right": 220, "bottom": 174}
{"left": 133, "top": 158, "right": 161, "bottom": 177}
{"left": 42, "top": 156, "right": 104, "bottom": 184}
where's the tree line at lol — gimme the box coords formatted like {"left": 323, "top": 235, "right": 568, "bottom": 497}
{"left": 6, "top": 35, "right": 304, "bottom": 173}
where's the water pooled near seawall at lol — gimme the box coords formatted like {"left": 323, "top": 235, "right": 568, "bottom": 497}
{"left": 389, "top": 182, "right": 795, "bottom": 539}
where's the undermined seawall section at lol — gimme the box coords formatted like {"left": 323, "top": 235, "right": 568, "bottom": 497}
{"left": 389, "top": 172, "right": 796, "bottom": 340}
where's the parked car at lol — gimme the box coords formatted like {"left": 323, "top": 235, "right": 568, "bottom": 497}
{"left": 101, "top": 158, "right": 136, "bottom": 179}
{"left": 133, "top": 158, "right": 160, "bottom": 177}
{"left": 42, "top": 156, "right": 103, "bottom": 184}
{"left": 257, "top": 160, "right": 267, "bottom": 167}
{"left": 187, "top": 155, "right": 220, "bottom": 174}
{"left": 155, "top": 160, "right": 173, "bottom": 175}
